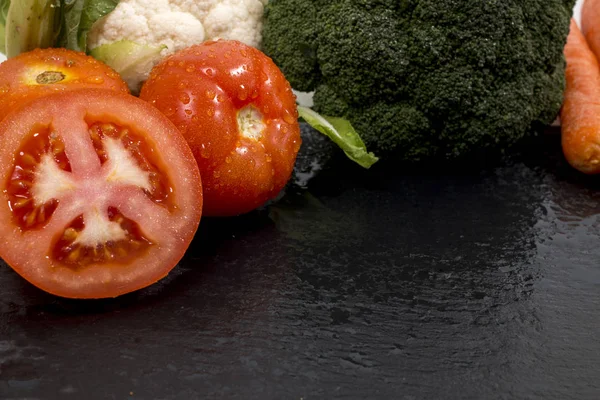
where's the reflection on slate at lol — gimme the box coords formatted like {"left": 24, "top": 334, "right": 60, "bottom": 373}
{"left": 0, "top": 125, "right": 599, "bottom": 399}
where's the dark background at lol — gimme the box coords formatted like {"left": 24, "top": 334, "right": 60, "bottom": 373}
{"left": 1, "top": 126, "right": 599, "bottom": 399}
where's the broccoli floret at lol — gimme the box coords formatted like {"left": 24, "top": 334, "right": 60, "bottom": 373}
{"left": 262, "top": 0, "right": 575, "bottom": 160}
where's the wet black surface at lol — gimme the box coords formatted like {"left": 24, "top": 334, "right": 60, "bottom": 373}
{"left": 1, "top": 126, "right": 600, "bottom": 399}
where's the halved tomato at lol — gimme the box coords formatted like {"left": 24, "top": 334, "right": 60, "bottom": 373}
{"left": 0, "top": 48, "right": 129, "bottom": 122}
{"left": 0, "top": 89, "right": 203, "bottom": 299}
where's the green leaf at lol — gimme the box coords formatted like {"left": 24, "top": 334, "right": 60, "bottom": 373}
{"left": 57, "top": 0, "right": 118, "bottom": 52}
{"left": 5, "top": 0, "right": 59, "bottom": 58}
{"left": 90, "top": 40, "right": 166, "bottom": 94}
{"left": 0, "top": 0, "right": 10, "bottom": 54}
{"left": 297, "top": 106, "right": 379, "bottom": 169}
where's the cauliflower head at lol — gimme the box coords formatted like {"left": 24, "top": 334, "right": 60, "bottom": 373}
{"left": 88, "top": 0, "right": 267, "bottom": 91}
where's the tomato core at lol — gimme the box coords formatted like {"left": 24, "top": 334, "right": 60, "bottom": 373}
{"left": 87, "top": 122, "right": 176, "bottom": 210}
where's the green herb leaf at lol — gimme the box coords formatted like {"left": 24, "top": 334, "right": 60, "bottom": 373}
{"left": 297, "top": 106, "right": 379, "bottom": 169}
{"left": 57, "top": 0, "right": 118, "bottom": 52}
{"left": 0, "top": 0, "right": 10, "bottom": 54}
{"left": 5, "top": 0, "right": 59, "bottom": 58}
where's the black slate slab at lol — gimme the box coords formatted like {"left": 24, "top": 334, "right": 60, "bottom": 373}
{"left": 1, "top": 126, "right": 599, "bottom": 399}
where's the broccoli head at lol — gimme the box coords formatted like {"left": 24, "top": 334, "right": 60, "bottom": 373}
{"left": 262, "top": 0, "right": 576, "bottom": 160}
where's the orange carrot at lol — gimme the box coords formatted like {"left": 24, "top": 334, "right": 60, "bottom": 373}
{"left": 581, "top": 0, "right": 600, "bottom": 58}
{"left": 560, "top": 19, "right": 600, "bottom": 174}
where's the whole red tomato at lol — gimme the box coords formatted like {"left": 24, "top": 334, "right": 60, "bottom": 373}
{"left": 0, "top": 48, "right": 129, "bottom": 121}
{"left": 0, "top": 89, "right": 202, "bottom": 299}
{"left": 140, "top": 40, "right": 301, "bottom": 217}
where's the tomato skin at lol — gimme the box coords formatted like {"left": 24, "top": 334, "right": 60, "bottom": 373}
{"left": 140, "top": 40, "right": 301, "bottom": 217}
{"left": 0, "top": 89, "right": 202, "bottom": 299}
{"left": 0, "top": 48, "right": 130, "bottom": 122}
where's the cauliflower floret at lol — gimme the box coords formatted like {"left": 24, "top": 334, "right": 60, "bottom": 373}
{"left": 88, "top": 0, "right": 267, "bottom": 92}
{"left": 203, "top": 0, "right": 265, "bottom": 47}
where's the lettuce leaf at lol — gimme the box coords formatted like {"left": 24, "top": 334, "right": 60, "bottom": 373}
{"left": 2, "top": 0, "right": 118, "bottom": 58}
{"left": 297, "top": 106, "right": 379, "bottom": 169}
{"left": 56, "top": 0, "right": 118, "bottom": 52}
{"left": 5, "top": 0, "right": 59, "bottom": 58}
{"left": 0, "top": 0, "right": 9, "bottom": 54}
{"left": 90, "top": 40, "right": 166, "bottom": 94}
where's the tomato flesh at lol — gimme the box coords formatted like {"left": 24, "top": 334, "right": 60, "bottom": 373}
{"left": 7, "top": 126, "right": 68, "bottom": 230}
{"left": 0, "top": 89, "right": 202, "bottom": 299}
{"left": 51, "top": 208, "right": 153, "bottom": 267}
{"left": 140, "top": 40, "right": 302, "bottom": 217}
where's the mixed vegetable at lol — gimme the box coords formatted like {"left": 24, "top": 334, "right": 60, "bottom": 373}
{"left": 0, "top": 0, "right": 592, "bottom": 298}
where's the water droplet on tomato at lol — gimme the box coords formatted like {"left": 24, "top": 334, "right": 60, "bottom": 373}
{"left": 213, "top": 170, "right": 221, "bottom": 178}
{"left": 240, "top": 50, "right": 248, "bottom": 57}
{"left": 185, "top": 109, "right": 193, "bottom": 116}
{"left": 283, "top": 113, "right": 296, "bottom": 124}
{"left": 186, "top": 65, "right": 195, "bottom": 73}
{"left": 180, "top": 93, "right": 191, "bottom": 104}
{"left": 164, "top": 107, "right": 175, "bottom": 116}
{"left": 205, "top": 90, "right": 216, "bottom": 99}
{"left": 217, "top": 94, "right": 226, "bottom": 103}
{"left": 225, "top": 157, "right": 232, "bottom": 164}
{"left": 206, "top": 108, "right": 215, "bottom": 117}
{"left": 86, "top": 76, "right": 105, "bottom": 84}
{"left": 205, "top": 68, "right": 215, "bottom": 77}
{"left": 200, "top": 146, "right": 209, "bottom": 158}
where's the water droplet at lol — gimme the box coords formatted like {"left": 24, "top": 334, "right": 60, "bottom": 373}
{"left": 200, "top": 146, "right": 210, "bottom": 158}
{"left": 168, "top": 61, "right": 175, "bottom": 67}
{"left": 178, "top": 61, "right": 185, "bottom": 68}
{"left": 217, "top": 94, "right": 226, "bottom": 103}
{"left": 251, "top": 90, "right": 259, "bottom": 99}
{"left": 206, "top": 108, "right": 215, "bottom": 117}
{"left": 86, "top": 76, "right": 105, "bottom": 84}
{"left": 266, "top": 155, "right": 272, "bottom": 163}
{"left": 281, "top": 126, "right": 289, "bottom": 134}
{"left": 180, "top": 93, "right": 191, "bottom": 104}
{"left": 225, "top": 157, "right": 232, "bottom": 164}
{"left": 238, "top": 90, "right": 248, "bottom": 101}
{"left": 186, "top": 65, "right": 195, "bottom": 73}
{"left": 213, "top": 170, "right": 221, "bottom": 178}
{"left": 205, "top": 90, "right": 216, "bottom": 100}
{"left": 284, "top": 113, "right": 296, "bottom": 124}
{"left": 185, "top": 109, "right": 193, "bottom": 116}
{"left": 164, "top": 107, "right": 175, "bottom": 116}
